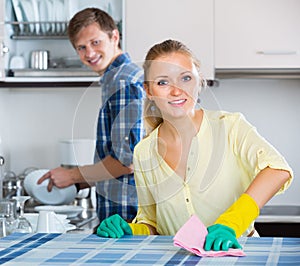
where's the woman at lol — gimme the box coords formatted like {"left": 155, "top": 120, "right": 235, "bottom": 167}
{"left": 96, "top": 39, "right": 293, "bottom": 251}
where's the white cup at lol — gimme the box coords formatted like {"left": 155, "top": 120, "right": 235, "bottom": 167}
{"left": 36, "top": 211, "right": 66, "bottom": 233}
{"left": 30, "top": 50, "right": 49, "bottom": 70}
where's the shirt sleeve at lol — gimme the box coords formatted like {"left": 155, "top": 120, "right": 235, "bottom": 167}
{"left": 132, "top": 147, "right": 157, "bottom": 229}
{"left": 232, "top": 113, "right": 293, "bottom": 193}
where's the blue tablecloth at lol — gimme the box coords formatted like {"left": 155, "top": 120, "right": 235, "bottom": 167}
{"left": 0, "top": 233, "right": 300, "bottom": 265}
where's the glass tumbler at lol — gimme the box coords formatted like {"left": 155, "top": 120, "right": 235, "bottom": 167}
{"left": 0, "top": 217, "right": 7, "bottom": 237}
{"left": 0, "top": 199, "right": 17, "bottom": 235}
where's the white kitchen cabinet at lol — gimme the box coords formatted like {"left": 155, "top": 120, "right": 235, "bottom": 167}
{"left": 0, "top": 1, "right": 6, "bottom": 81}
{"left": 215, "top": 0, "right": 300, "bottom": 69}
{"left": 124, "top": 0, "right": 214, "bottom": 79}
{"left": 0, "top": 0, "right": 122, "bottom": 83}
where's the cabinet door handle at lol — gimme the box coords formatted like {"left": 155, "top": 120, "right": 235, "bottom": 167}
{"left": 257, "top": 50, "right": 298, "bottom": 55}
{"left": 0, "top": 42, "right": 9, "bottom": 57}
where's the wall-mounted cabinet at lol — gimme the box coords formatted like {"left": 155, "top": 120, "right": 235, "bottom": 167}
{"left": 215, "top": 0, "right": 300, "bottom": 70}
{"left": 3, "top": 0, "right": 300, "bottom": 84}
{"left": 124, "top": 0, "right": 214, "bottom": 80}
{"left": 0, "top": 0, "right": 122, "bottom": 83}
{"left": 0, "top": 1, "right": 6, "bottom": 81}
{"left": 1, "top": 0, "right": 215, "bottom": 86}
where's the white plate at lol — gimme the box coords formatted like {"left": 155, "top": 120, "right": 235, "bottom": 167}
{"left": 11, "top": 0, "right": 24, "bottom": 32}
{"left": 53, "top": 0, "right": 64, "bottom": 33}
{"left": 24, "top": 169, "right": 77, "bottom": 205}
{"left": 6, "top": 0, "right": 13, "bottom": 21}
{"left": 30, "top": 0, "right": 40, "bottom": 33}
{"left": 34, "top": 205, "right": 84, "bottom": 218}
{"left": 19, "top": 0, "right": 40, "bottom": 33}
{"left": 19, "top": 0, "right": 35, "bottom": 33}
{"left": 46, "top": 0, "right": 55, "bottom": 33}
{"left": 39, "top": 0, "right": 48, "bottom": 33}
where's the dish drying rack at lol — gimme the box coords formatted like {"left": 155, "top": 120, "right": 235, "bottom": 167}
{"left": 6, "top": 20, "right": 123, "bottom": 40}
{"left": 6, "top": 21, "right": 69, "bottom": 39}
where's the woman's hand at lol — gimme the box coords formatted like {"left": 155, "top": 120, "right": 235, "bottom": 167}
{"left": 204, "top": 224, "right": 242, "bottom": 251}
{"left": 97, "top": 214, "right": 132, "bottom": 238}
{"left": 96, "top": 214, "right": 152, "bottom": 238}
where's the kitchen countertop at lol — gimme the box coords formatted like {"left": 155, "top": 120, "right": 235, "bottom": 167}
{"left": 256, "top": 205, "right": 300, "bottom": 223}
{"left": 1, "top": 234, "right": 300, "bottom": 265}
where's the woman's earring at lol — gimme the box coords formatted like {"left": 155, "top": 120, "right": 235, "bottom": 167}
{"left": 197, "top": 90, "right": 201, "bottom": 104}
{"left": 195, "top": 91, "right": 201, "bottom": 109}
{"left": 150, "top": 104, "right": 156, "bottom": 112}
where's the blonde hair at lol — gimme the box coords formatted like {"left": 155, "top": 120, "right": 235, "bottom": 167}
{"left": 143, "top": 39, "right": 205, "bottom": 134}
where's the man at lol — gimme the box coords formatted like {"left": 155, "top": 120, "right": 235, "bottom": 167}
{"left": 38, "top": 8, "right": 144, "bottom": 222}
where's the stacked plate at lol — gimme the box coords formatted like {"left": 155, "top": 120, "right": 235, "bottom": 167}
{"left": 24, "top": 169, "right": 77, "bottom": 205}
{"left": 12, "top": 0, "right": 39, "bottom": 34}
{"left": 11, "top": 0, "right": 68, "bottom": 35}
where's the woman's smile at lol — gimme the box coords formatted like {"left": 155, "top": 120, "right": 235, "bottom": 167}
{"left": 168, "top": 99, "right": 187, "bottom": 106}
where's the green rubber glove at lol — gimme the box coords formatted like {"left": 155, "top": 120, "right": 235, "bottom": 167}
{"left": 204, "top": 224, "right": 242, "bottom": 251}
{"left": 96, "top": 214, "right": 132, "bottom": 238}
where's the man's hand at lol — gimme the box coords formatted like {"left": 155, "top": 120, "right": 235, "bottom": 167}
{"left": 37, "top": 156, "right": 134, "bottom": 192}
{"left": 37, "top": 167, "right": 82, "bottom": 192}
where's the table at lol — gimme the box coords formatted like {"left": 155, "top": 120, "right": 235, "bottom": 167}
{"left": 0, "top": 233, "right": 300, "bottom": 265}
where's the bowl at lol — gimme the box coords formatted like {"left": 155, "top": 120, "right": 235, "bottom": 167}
{"left": 10, "top": 55, "right": 26, "bottom": 69}
{"left": 24, "top": 169, "right": 77, "bottom": 205}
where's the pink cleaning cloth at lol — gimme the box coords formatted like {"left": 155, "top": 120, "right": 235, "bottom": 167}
{"left": 173, "top": 214, "right": 246, "bottom": 257}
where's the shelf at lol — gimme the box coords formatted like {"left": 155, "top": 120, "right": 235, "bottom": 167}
{"left": 0, "top": 77, "right": 100, "bottom": 88}
{"left": 9, "top": 68, "right": 98, "bottom": 78}
{"left": 5, "top": 20, "right": 122, "bottom": 40}
{"left": 6, "top": 21, "right": 68, "bottom": 39}
{"left": 0, "top": 81, "right": 96, "bottom": 88}
{"left": 11, "top": 35, "right": 68, "bottom": 40}
{"left": 0, "top": 68, "right": 100, "bottom": 87}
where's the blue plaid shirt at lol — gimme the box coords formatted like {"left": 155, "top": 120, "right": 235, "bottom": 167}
{"left": 95, "top": 53, "right": 145, "bottom": 222}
